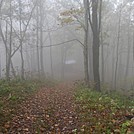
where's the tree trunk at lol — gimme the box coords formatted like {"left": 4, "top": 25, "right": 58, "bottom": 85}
{"left": 133, "top": 30, "right": 134, "bottom": 61}
{"left": 100, "top": 31, "right": 104, "bottom": 83}
{"left": 92, "top": 36, "right": 100, "bottom": 91}
{"left": 114, "top": 7, "right": 122, "bottom": 90}
{"left": 46, "top": 19, "right": 54, "bottom": 78}
{"left": 11, "top": 60, "right": 16, "bottom": 78}
{"left": 6, "top": 0, "right": 13, "bottom": 80}
{"left": 84, "top": 0, "right": 89, "bottom": 87}
{"left": 6, "top": 55, "right": 11, "bottom": 80}
{"left": 20, "top": 43, "right": 25, "bottom": 80}
{"left": 92, "top": 0, "right": 101, "bottom": 91}
{"left": 19, "top": 0, "right": 25, "bottom": 80}
{"left": 111, "top": 47, "right": 115, "bottom": 88}
{"left": 61, "top": 46, "right": 66, "bottom": 80}
{"left": 0, "top": 54, "right": 2, "bottom": 78}
{"left": 124, "top": 10, "right": 131, "bottom": 86}
{"left": 0, "top": 20, "right": 12, "bottom": 80}
{"left": 36, "top": 6, "right": 40, "bottom": 78}
{"left": 39, "top": 0, "right": 45, "bottom": 78}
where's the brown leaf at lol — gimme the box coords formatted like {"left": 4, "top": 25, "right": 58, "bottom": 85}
{"left": 4, "top": 124, "right": 10, "bottom": 129}
{"left": 46, "top": 115, "right": 50, "bottom": 118}
{"left": 54, "top": 124, "right": 59, "bottom": 127}
{"left": 23, "top": 128, "right": 29, "bottom": 131}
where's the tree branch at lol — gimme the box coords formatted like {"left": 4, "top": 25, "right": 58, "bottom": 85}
{"left": 98, "top": 0, "right": 102, "bottom": 34}
{"left": 42, "top": 39, "right": 84, "bottom": 48}
{"left": 87, "top": 0, "right": 93, "bottom": 32}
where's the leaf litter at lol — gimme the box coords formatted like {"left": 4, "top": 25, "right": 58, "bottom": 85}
{"left": 0, "top": 82, "right": 133, "bottom": 134}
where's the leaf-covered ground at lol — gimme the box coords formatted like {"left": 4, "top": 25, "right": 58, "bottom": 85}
{"left": 0, "top": 80, "right": 40, "bottom": 130}
{"left": 1, "top": 83, "right": 80, "bottom": 133}
{"left": 0, "top": 82, "right": 134, "bottom": 133}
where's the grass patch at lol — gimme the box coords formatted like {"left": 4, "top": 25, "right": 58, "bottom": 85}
{"left": 75, "top": 87, "right": 134, "bottom": 133}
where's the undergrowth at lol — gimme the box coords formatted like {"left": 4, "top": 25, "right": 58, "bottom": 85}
{"left": 75, "top": 86, "right": 134, "bottom": 133}
{"left": 0, "top": 78, "right": 54, "bottom": 131}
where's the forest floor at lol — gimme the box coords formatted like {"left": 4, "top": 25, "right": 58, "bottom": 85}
{"left": 1, "top": 82, "right": 80, "bottom": 134}
{"left": 0, "top": 82, "right": 134, "bottom": 134}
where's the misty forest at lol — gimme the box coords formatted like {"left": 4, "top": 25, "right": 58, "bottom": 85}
{"left": 0, "top": 0, "right": 134, "bottom": 133}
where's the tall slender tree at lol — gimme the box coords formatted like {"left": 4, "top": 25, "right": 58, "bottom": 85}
{"left": 124, "top": 7, "right": 132, "bottom": 84}
{"left": 114, "top": 5, "right": 122, "bottom": 89}
{"left": 18, "top": 0, "right": 25, "bottom": 79}
{"left": 36, "top": 4, "right": 40, "bottom": 77}
{"left": 88, "top": 0, "right": 102, "bottom": 91}
{"left": 39, "top": 0, "right": 45, "bottom": 78}
{"left": 83, "top": 0, "right": 90, "bottom": 86}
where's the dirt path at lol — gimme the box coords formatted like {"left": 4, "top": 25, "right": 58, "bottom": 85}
{"left": 6, "top": 83, "right": 79, "bottom": 134}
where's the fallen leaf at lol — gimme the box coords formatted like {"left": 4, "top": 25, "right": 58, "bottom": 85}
{"left": 23, "top": 128, "right": 29, "bottom": 131}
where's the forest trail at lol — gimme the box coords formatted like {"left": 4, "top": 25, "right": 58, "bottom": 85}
{"left": 6, "top": 82, "right": 79, "bottom": 134}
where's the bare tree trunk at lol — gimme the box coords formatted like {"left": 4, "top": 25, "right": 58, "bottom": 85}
{"left": 6, "top": 55, "right": 11, "bottom": 80}
{"left": 124, "top": 10, "right": 131, "bottom": 85}
{"left": 89, "top": 46, "right": 93, "bottom": 80}
{"left": 61, "top": 48, "right": 66, "bottom": 80}
{"left": 36, "top": 6, "right": 40, "bottom": 77}
{"left": 87, "top": 0, "right": 102, "bottom": 91}
{"left": 46, "top": 16, "right": 54, "bottom": 78}
{"left": 92, "top": 34, "right": 100, "bottom": 91}
{"left": 6, "top": 0, "right": 13, "bottom": 80}
{"left": 0, "top": 20, "right": 12, "bottom": 80}
{"left": 5, "top": 22, "right": 8, "bottom": 79}
{"left": 133, "top": 30, "right": 134, "bottom": 61}
{"left": 83, "top": 0, "right": 89, "bottom": 87}
{"left": 49, "top": 34, "right": 54, "bottom": 78}
{"left": 19, "top": 0, "right": 25, "bottom": 80}
{"left": 26, "top": 45, "right": 31, "bottom": 76}
{"left": 100, "top": 31, "right": 104, "bottom": 83}
{"left": 112, "top": 52, "right": 115, "bottom": 88}
{"left": 39, "top": 0, "right": 45, "bottom": 78}
{"left": 88, "top": 32, "right": 93, "bottom": 81}
{"left": 11, "top": 60, "right": 16, "bottom": 78}
{"left": 0, "top": 0, "right": 3, "bottom": 79}
{"left": 0, "top": 54, "right": 2, "bottom": 78}
{"left": 20, "top": 43, "right": 24, "bottom": 80}
{"left": 91, "top": 0, "right": 102, "bottom": 91}
{"left": 114, "top": 8, "right": 122, "bottom": 90}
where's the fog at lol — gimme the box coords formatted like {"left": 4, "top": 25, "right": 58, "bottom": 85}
{"left": 0, "top": 0, "right": 134, "bottom": 91}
